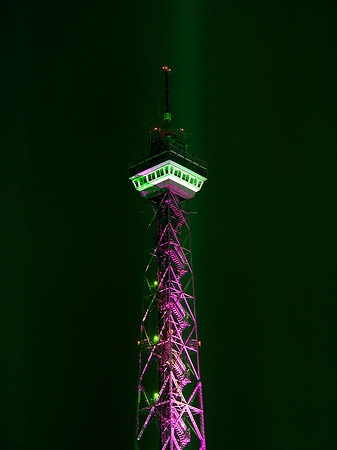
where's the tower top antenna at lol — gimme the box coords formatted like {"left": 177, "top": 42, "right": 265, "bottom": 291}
{"left": 162, "top": 66, "right": 172, "bottom": 123}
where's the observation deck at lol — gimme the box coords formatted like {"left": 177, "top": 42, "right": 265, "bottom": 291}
{"left": 129, "top": 128, "right": 207, "bottom": 199}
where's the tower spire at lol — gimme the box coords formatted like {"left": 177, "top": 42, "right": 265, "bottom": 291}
{"left": 162, "top": 65, "right": 172, "bottom": 123}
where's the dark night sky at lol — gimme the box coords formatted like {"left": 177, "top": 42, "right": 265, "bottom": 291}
{"left": 1, "top": 1, "right": 337, "bottom": 449}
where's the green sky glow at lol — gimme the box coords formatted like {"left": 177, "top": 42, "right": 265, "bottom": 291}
{"left": 2, "top": 1, "right": 337, "bottom": 449}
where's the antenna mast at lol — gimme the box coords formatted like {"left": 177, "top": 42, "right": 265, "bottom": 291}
{"left": 162, "top": 65, "right": 172, "bottom": 123}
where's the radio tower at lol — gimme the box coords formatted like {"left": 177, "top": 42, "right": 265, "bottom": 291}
{"left": 129, "top": 67, "right": 207, "bottom": 450}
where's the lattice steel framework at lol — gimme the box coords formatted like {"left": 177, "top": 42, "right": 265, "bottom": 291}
{"left": 135, "top": 190, "right": 206, "bottom": 450}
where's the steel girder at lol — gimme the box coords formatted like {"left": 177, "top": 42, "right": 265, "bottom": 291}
{"left": 136, "top": 190, "right": 206, "bottom": 450}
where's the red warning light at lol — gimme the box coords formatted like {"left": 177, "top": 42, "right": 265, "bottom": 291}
{"left": 162, "top": 65, "right": 172, "bottom": 72}
{"left": 153, "top": 127, "right": 158, "bottom": 131}
{"left": 198, "top": 340, "right": 202, "bottom": 347}
{"left": 180, "top": 128, "right": 184, "bottom": 132}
